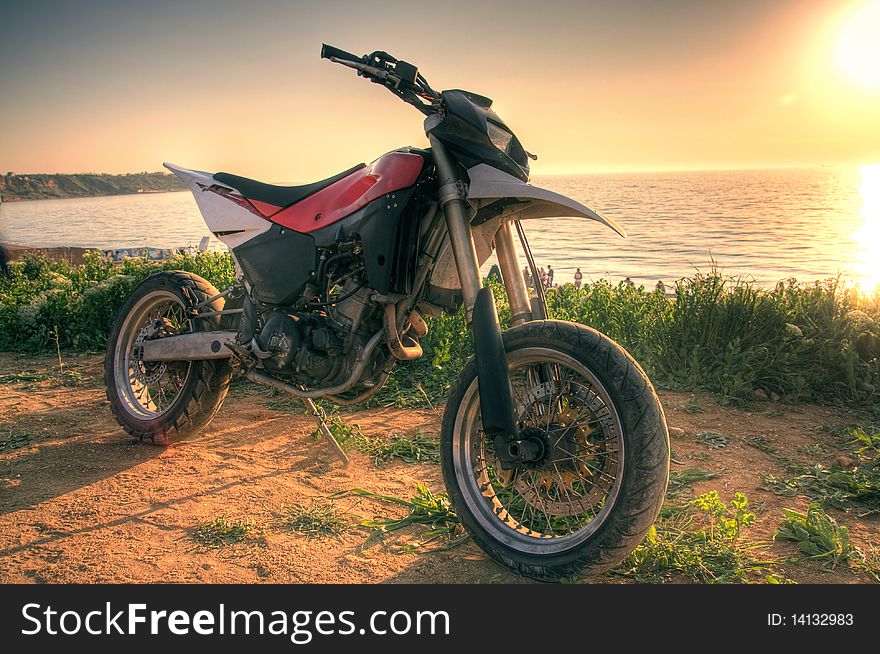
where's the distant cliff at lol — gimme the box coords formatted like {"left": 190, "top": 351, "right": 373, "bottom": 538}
{"left": 0, "top": 171, "right": 186, "bottom": 201}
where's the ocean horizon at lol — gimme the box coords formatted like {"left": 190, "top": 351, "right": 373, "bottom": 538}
{"left": 1, "top": 165, "right": 877, "bottom": 292}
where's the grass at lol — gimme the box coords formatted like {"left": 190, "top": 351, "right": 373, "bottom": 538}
{"left": 0, "top": 250, "right": 234, "bottom": 352}
{"left": 858, "top": 547, "right": 880, "bottom": 582}
{"left": 851, "top": 427, "right": 880, "bottom": 464}
{"left": 0, "top": 369, "right": 84, "bottom": 388}
{"left": 283, "top": 501, "right": 350, "bottom": 538}
{"left": 3, "top": 254, "right": 878, "bottom": 411}
{"left": 681, "top": 397, "right": 707, "bottom": 413}
{"left": 614, "top": 491, "right": 778, "bottom": 583}
{"left": 191, "top": 517, "right": 255, "bottom": 546}
{"left": 760, "top": 427, "right": 880, "bottom": 514}
{"left": 746, "top": 434, "right": 778, "bottom": 456}
{"left": 762, "top": 464, "right": 880, "bottom": 514}
{"left": 333, "top": 484, "right": 466, "bottom": 553}
{"left": 747, "top": 434, "right": 805, "bottom": 473}
{"left": 0, "top": 430, "right": 34, "bottom": 451}
{"left": 312, "top": 413, "right": 439, "bottom": 465}
{"left": 667, "top": 467, "right": 720, "bottom": 498}
{"left": 364, "top": 431, "right": 440, "bottom": 464}
{"left": 696, "top": 431, "right": 729, "bottom": 450}
{"left": 336, "top": 482, "right": 787, "bottom": 583}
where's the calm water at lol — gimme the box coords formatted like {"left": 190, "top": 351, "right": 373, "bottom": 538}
{"left": 1, "top": 166, "right": 877, "bottom": 290}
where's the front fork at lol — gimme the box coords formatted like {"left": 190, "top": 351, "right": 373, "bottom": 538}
{"left": 428, "top": 134, "right": 544, "bottom": 467}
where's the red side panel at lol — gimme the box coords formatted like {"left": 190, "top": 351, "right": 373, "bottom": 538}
{"left": 270, "top": 152, "right": 424, "bottom": 233}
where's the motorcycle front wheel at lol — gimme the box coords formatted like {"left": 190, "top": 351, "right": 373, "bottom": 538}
{"left": 441, "top": 320, "right": 669, "bottom": 581}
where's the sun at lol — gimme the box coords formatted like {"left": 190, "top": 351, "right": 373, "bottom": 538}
{"left": 836, "top": 1, "right": 880, "bottom": 89}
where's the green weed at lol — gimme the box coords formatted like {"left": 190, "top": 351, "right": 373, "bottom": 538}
{"left": 312, "top": 414, "right": 438, "bottom": 465}
{"left": 615, "top": 491, "right": 775, "bottom": 583}
{"left": 851, "top": 428, "right": 880, "bottom": 465}
{"left": 682, "top": 397, "right": 707, "bottom": 413}
{"left": 0, "top": 369, "right": 84, "bottom": 388}
{"left": 761, "top": 464, "right": 880, "bottom": 514}
{"left": 334, "top": 484, "right": 466, "bottom": 553}
{"left": 697, "top": 431, "right": 729, "bottom": 450}
{"left": 192, "top": 517, "right": 255, "bottom": 546}
{"left": 667, "top": 467, "right": 719, "bottom": 498}
{"left": 284, "top": 502, "right": 350, "bottom": 538}
{"left": 0, "top": 430, "right": 34, "bottom": 451}
{"left": 775, "top": 504, "right": 857, "bottom": 569}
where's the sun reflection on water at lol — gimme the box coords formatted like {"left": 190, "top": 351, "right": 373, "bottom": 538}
{"left": 854, "top": 163, "right": 880, "bottom": 293}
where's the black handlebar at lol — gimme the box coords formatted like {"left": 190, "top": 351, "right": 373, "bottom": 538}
{"left": 320, "top": 43, "right": 440, "bottom": 115}
{"left": 320, "top": 43, "right": 363, "bottom": 65}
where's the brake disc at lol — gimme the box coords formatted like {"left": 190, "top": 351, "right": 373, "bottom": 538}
{"left": 509, "top": 382, "right": 607, "bottom": 516}
{"left": 131, "top": 322, "right": 168, "bottom": 385}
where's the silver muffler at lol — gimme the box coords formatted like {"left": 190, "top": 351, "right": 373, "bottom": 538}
{"left": 138, "top": 330, "right": 238, "bottom": 362}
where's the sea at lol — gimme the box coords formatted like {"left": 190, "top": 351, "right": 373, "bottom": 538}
{"left": 1, "top": 166, "right": 877, "bottom": 291}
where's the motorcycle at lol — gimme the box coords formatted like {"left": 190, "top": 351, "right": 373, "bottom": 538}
{"left": 105, "top": 44, "right": 669, "bottom": 581}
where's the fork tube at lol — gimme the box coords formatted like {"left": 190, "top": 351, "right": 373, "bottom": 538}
{"left": 428, "top": 134, "right": 482, "bottom": 322}
{"left": 494, "top": 220, "right": 532, "bottom": 326}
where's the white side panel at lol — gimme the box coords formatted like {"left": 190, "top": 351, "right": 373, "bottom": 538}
{"left": 466, "top": 163, "right": 626, "bottom": 237}
{"left": 164, "top": 162, "right": 271, "bottom": 249}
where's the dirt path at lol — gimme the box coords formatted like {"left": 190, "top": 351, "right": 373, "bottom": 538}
{"left": 0, "top": 353, "right": 876, "bottom": 584}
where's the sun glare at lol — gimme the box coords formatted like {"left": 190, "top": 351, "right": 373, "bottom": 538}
{"left": 854, "top": 164, "right": 880, "bottom": 293}
{"left": 836, "top": 1, "right": 880, "bottom": 89}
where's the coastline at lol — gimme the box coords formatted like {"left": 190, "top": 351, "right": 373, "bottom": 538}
{"left": 0, "top": 242, "right": 97, "bottom": 266}
{"left": 0, "top": 188, "right": 186, "bottom": 203}
{"left": 0, "top": 171, "right": 186, "bottom": 203}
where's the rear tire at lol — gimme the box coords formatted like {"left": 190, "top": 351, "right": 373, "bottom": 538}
{"left": 440, "top": 320, "right": 669, "bottom": 581}
{"left": 104, "top": 271, "right": 233, "bottom": 445}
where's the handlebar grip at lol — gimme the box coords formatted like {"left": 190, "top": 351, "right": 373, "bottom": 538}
{"left": 320, "top": 44, "right": 363, "bottom": 64}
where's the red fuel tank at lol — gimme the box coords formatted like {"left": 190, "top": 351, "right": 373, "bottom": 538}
{"left": 267, "top": 151, "right": 424, "bottom": 233}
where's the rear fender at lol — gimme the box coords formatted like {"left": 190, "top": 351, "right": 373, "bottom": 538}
{"left": 164, "top": 162, "right": 271, "bottom": 249}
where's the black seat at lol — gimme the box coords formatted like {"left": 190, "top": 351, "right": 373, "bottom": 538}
{"left": 214, "top": 163, "right": 365, "bottom": 208}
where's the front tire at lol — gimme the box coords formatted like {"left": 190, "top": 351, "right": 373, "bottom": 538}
{"left": 104, "top": 271, "right": 233, "bottom": 445}
{"left": 440, "top": 320, "right": 669, "bottom": 581}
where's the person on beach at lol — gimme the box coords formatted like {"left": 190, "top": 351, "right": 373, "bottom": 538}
{"left": 655, "top": 280, "right": 665, "bottom": 294}
{"left": 539, "top": 267, "right": 547, "bottom": 290}
{"left": 624, "top": 277, "right": 634, "bottom": 287}
{"left": 547, "top": 264, "right": 554, "bottom": 288}
{"left": 574, "top": 267, "right": 583, "bottom": 289}
{"left": 523, "top": 265, "right": 532, "bottom": 289}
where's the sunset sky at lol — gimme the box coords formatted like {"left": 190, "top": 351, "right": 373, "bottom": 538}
{"left": 2, "top": 0, "right": 879, "bottom": 180}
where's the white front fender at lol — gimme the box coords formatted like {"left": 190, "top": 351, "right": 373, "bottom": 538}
{"left": 466, "top": 163, "right": 626, "bottom": 237}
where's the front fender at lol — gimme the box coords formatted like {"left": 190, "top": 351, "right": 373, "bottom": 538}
{"left": 466, "top": 163, "right": 626, "bottom": 237}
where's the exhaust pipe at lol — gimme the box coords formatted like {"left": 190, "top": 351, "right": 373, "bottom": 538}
{"left": 383, "top": 304, "right": 426, "bottom": 360}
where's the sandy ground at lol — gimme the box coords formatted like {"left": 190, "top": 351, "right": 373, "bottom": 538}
{"left": 0, "top": 352, "right": 876, "bottom": 584}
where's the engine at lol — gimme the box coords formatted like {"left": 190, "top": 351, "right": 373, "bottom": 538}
{"left": 229, "top": 171, "right": 433, "bottom": 394}
{"left": 251, "top": 245, "right": 385, "bottom": 389}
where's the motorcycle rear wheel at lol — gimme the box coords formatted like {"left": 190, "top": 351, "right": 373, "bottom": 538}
{"left": 440, "top": 320, "right": 669, "bottom": 581}
{"left": 104, "top": 271, "right": 233, "bottom": 445}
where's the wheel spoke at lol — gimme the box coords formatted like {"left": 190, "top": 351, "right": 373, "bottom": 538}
{"left": 117, "top": 293, "right": 193, "bottom": 420}
{"left": 461, "top": 346, "right": 625, "bottom": 543}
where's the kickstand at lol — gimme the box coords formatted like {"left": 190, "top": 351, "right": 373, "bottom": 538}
{"left": 304, "top": 398, "right": 350, "bottom": 466}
